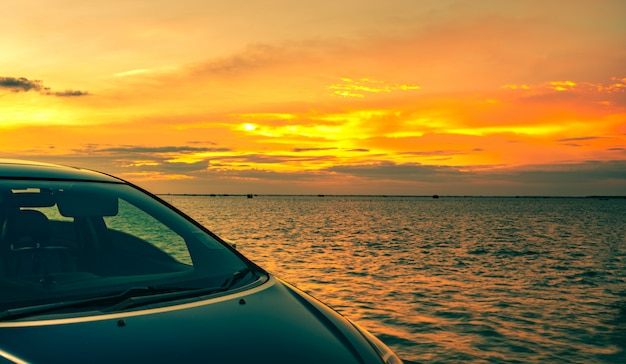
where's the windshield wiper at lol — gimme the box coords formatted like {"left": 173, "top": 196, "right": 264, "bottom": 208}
{"left": 0, "top": 286, "right": 215, "bottom": 321}
{"left": 221, "top": 267, "right": 252, "bottom": 290}
{"left": 108, "top": 268, "right": 254, "bottom": 312}
{"left": 110, "top": 268, "right": 255, "bottom": 311}
{"left": 103, "top": 285, "right": 229, "bottom": 312}
{"left": 0, "top": 269, "right": 257, "bottom": 321}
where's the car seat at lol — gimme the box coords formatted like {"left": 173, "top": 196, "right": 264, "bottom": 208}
{"left": 1, "top": 209, "right": 76, "bottom": 279}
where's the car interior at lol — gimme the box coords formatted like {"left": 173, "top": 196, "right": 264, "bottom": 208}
{"left": 0, "top": 185, "right": 193, "bottom": 289}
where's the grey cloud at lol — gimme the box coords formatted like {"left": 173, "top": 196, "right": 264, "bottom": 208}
{"left": 217, "top": 153, "right": 337, "bottom": 165}
{"left": 557, "top": 136, "right": 601, "bottom": 142}
{"left": 326, "top": 161, "right": 464, "bottom": 182}
{"left": 134, "top": 160, "right": 209, "bottom": 174}
{"left": 187, "top": 140, "right": 218, "bottom": 146}
{"left": 0, "top": 76, "right": 90, "bottom": 97}
{"left": 53, "top": 90, "right": 91, "bottom": 97}
{"left": 95, "top": 146, "right": 231, "bottom": 154}
{"left": 61, "top": 145, "right": 227, "bottom": 176}
{"left": 0, "top": 77, "right": 47, "bottom": 92}
{"left": 504, "top": 160, "right": 626, "bottom": 184}
{"left": 32, "top": 153, "right": 209, "bottom": 176}
{"left": 402, "top": 149, "right": 465, "bottom": 157}
{"left": 323, "top": 160, "right": 626, "bottom": 194}
{"left": 217, "top": 168, "right": 320, "bottom": 182}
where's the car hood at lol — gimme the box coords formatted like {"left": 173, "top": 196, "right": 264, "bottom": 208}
{"left": 0, "top": 276, "right": 380, "bottom": 364}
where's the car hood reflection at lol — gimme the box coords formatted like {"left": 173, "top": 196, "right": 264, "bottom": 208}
{"left": 0, "top": 277, "right": 376, "bottom": 364}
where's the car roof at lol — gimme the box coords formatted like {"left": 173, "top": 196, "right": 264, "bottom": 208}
{"left": 0, "top": 159, "right": 123, "bottom": 183}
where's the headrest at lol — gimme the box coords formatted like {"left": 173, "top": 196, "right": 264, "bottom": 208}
{"left": 2, "top": 209, "right": 51, "bottom": 249}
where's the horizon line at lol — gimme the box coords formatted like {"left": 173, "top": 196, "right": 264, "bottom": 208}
{"left": 157, "top": 193, "right": 626, "bottom": 199}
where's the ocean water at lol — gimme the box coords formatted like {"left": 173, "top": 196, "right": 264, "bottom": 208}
{"left": 163, "top": 195, "right": 626, "bottom": 363}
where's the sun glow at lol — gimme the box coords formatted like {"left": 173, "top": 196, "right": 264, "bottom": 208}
{"left": 0, "top": 95, "right": 80, "bottom": 128}
{"left": 242, "top": 123, "right": 257, "bottom": 131}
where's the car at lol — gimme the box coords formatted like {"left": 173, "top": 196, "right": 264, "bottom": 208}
{"left": 0, "top": 159, "right": 403, "bottom": 364}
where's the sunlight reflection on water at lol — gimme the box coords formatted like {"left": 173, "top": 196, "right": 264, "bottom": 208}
{"left": 165, "top": 195, "right": 626, "bottom": 363}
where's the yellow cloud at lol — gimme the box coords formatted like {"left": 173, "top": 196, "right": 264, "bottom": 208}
{"left": 501, "top": 84, "right": 530, "bottom": 90}
{"left": 329, "top": 78, "right": 420, "bottom": 97}
{"left": 549, "top": 81, "right": 577, "bottom": 92}
{"left": 235, "top": 113, "right": 296, "bottom": 121}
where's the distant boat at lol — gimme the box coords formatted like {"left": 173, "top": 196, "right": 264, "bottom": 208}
{"left": 432, "top": 194, "right": 439, "bottom": 199}
{"left": 247, "top": 194, "right": 253, "bottom": 199}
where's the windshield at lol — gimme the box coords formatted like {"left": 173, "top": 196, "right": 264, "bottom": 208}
{"left": 0, "top": 179, "right": 258, "bottom": 315}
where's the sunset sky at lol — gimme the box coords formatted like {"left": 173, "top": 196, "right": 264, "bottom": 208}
{"left": 1, "top": 0, "right": 625, "bottom": 195}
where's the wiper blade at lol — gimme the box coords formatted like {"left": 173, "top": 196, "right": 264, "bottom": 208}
{"left": 110, "top": 268, "right": 254, "bottom": 312}
{"left": 221, "top": 267, "right": 253, "bottom": 290}
{"left": 0, "top": 269, "right": 257, "bottom": 320}
{"left": 103, "top": 285, "right": 227, "bottom": 312}
{"left": 0, "top": 286, "right": 201, "bottom": 321}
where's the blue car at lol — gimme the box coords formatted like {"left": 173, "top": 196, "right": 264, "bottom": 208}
{"left": 0, "top": 159, "right": 403, "bottom": 364}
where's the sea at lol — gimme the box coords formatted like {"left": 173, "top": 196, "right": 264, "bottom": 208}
{"left": 161, "top": 194, "right": 626, "bottom": 364}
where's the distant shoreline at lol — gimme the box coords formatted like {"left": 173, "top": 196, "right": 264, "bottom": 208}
{"left": 157, "top": 194, "right": 626, "bottom": 199}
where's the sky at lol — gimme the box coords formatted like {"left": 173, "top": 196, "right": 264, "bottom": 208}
{"left": 1, "top": 0, "right": 625, "bottom": 196}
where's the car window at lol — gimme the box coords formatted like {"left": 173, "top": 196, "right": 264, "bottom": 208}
{"left": 104, "top": 199, "right": 193, "bottom": 265}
